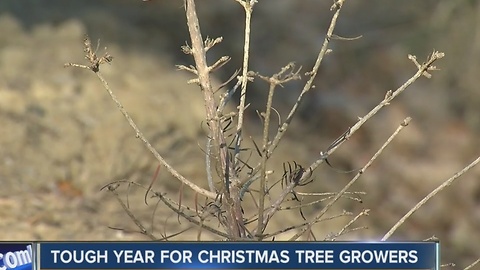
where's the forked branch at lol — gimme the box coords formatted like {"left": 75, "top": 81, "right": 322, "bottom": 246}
{"left": 65, "top": 35, "right": 216, "bottom": 199}
{"left": 237, "top": 0, "right": 348, "bottom": 191}
{"left": 288, "top": 117, "right": 413, "bottom": 240}
{"left": 184, "top": 0, "right": 246, "bottom": 239}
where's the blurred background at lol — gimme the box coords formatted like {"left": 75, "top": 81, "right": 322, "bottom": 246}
{"left": 0, "top": 0, "right": 479, "bottom": 268}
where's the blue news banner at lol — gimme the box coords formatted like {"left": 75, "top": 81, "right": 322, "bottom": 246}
{"left": 37, "top": 242, "right": 439, "bottom": 270}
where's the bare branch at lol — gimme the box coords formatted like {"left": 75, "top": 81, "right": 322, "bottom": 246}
{"left": 233, "top": 0, "right": 255, "bottom": 176}
{"left": 464, "top": 258, "right": 480, "bottom": 270}
{"left": 105, "top": 184, "right": 157, "bottom": 240}
{"left": 289, "top": 117, "right": 412, "bottom": 240}
{"left": 208, "top": 56, "right": 231, "bottom": 72}
{"left": 303, "top": 51, "right": 444, "bottom": 180}
{"left": 237, "top": 0, "right": 347, "bottom": 191}
{"left": 326, "top": 209, "right": 370, "bottom": 241}
{"left": 266, "top": 1, "right": 346, "bottom": 156}
{"left": 66, "top": 35, "right": 216, "bottom": 199}
{"left": 382, "top": 155, "right": 480, "bottom": 241}
{"left": 255, "top": 63, "right": 302, "bottom": 237}
{"left": 95, "top": 70, "right": 216, "bottom": 198}
{"left": 185, "top": 0, "right": 246, "bottom": 239}
{"left": 204, "top": 36, "right": 224, "bottom": 52}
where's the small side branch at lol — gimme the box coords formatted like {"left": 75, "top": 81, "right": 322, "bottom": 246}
{"left": 233, "top": 0, "right": 256, "bottom": 174}
{"left": 94, "top": 71, "right": 216, "bottom": 199}
{"left": 266, "top": 0, "right": 346, "bottom": 156}
{"left": 66, "top": 35, "right": 216, "bottom": 199}
{"left": 255, "top": 63, "right": 302, "bottom": 237}
{"left": 304, "top": 51, "right": 445, "bottom": 178}
{"left": 464, "top": 258, "right": 480, "bottom": 270}
{"left": 289, "top": 117, "right": 412, "bottom": 240}
{"left": 382, "top": 155, "right": 480, "bottom": 241}
{"left": 106, "top": 184, "right": 157, "bottom": 240}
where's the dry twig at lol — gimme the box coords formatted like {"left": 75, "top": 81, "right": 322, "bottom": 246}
{"left": 288, "top": 117, "right": 412, "bottom": 240}
{"left": 65, "top": 36, "right": 216, "bottom": 199}
{"left": 382, "top": 155, "right": 480, "bottom": 240}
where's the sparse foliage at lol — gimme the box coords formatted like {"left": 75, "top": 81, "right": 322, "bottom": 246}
{"left": 65, "top": 0, "right": 478, "bottom": 268}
